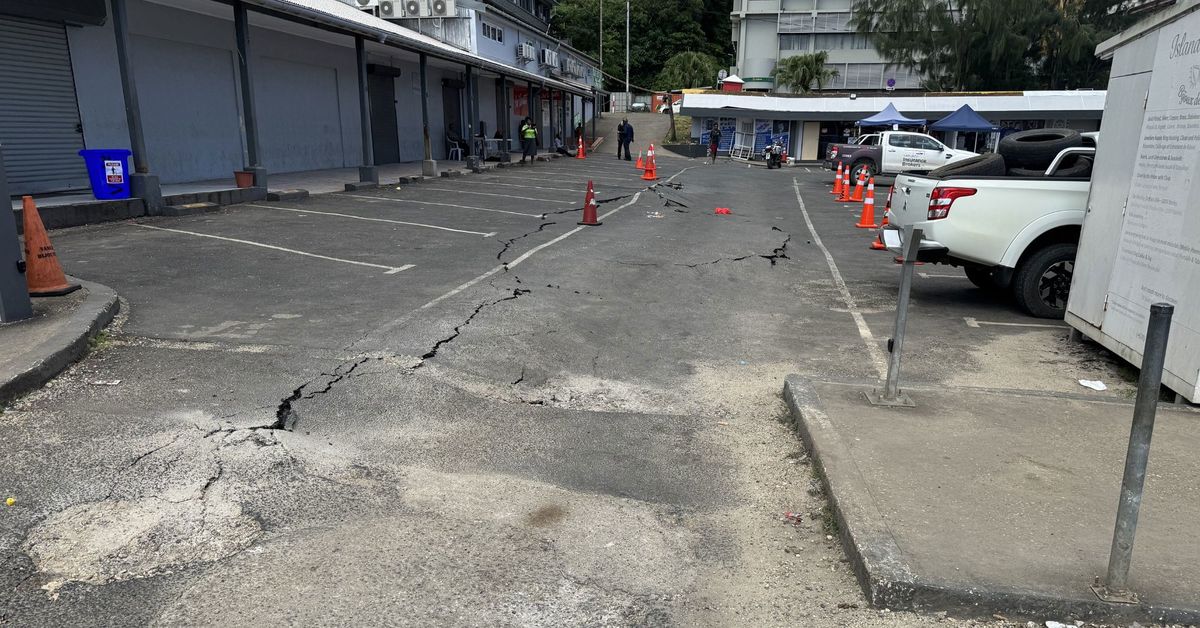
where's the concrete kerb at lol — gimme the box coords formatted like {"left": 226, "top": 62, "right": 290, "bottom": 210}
{"left": 781, "top": 375, "right": 1200, "bottom": 625}
{"left": 0, "top": 278, "right": 119, "bottom": 406}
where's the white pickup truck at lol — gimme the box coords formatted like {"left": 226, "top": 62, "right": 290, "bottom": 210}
{"left": 884, "top": 130, "right": 1097, "bottom": 318}
{"left": 824, "top": 131, "right": 978, "bottom": 181}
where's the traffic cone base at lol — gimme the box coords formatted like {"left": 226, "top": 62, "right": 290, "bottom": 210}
{"left": 578, "top": 180, "right": 601, "bottom": 226}
{"left": 870, "top": 234, "right": 887, "bottom": 250}
{"left": 21, "top": 196, "right": 80, "bottom": 296}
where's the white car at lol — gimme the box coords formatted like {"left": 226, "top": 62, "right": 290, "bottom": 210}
{"left": 825, "top": 131, "right": 978, "bottom": 179}
{"left": 658, "top": 101, "right": 681, "bottom": 114}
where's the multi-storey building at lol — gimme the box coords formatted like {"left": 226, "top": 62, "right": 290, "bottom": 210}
{"left": 729, "top": 0, "right": 923, "bottom": 92}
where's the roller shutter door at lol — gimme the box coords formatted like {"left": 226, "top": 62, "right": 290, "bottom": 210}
{"left": 0, "top": 15, "right": 89, "bottom": 195}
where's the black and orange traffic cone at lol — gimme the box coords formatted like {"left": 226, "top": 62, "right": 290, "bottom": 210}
{"left": 578, "top": 181, "right": 601, "bottom": 226}
{"left": 21, "top": 196, "right": 79, "bottom": 296}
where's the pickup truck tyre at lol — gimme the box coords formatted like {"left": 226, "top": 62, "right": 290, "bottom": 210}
{"left": 998, "top": 129, "right": 1082, "bottom": 169}
{"left": 1012, "top": 243, "right": 1077, "bottom": 318}
{"left": 850, "top": 159, "right": 876, "bottom": 181}
{"left": 964, "top": 265, "right": 1010, "bottom": 292}
{"left": 927, "top": 153, "right": 1006, "bottom": 178}
{"left": 1008, "top": 155, "right": 1094, "bottom": 178}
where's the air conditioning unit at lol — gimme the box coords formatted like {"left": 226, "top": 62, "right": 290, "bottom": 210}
{"left": 430, "top": 0, "right": 455, "bottom": 16}
{"left": 403, "top": 0, "right": 422, "bottom": 16}
{"left": 352, "top": 0, "right": 380, "bottom": 8}
{"left": 378, "top": 0, "right": 399, "bottom": 17}
{"left": 538, "top": 49, "right": 557, "bottom": 67}
{"left": 517, "top": 42, "right": 535, "bottom": 61}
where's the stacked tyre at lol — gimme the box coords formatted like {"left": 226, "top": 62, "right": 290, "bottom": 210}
{"left": 998, "top": 128, "right": 1092, "bottom": 178}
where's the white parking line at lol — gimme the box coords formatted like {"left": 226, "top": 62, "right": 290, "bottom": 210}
{"left": 417, "top": 187, "right": 572, "bottom": 204}
{"left": 246, "top": 204, "right": 496, "bottom": 237}
{"left": 134, "top": 224, "right": 415, "bottom": 274}
{"left": 511, "top": 172, "right": 645, "bottom": 184}
{"left": 919, "top": 272, "right": 966, "bottom": 279}
{"left": 792, "top": 178, "right": 888, "bottom": 379}
{"left": 963, "top": 317, "right": 1068, "bottom": 329}
{"left": 475, "top": 180, "right": 584, "bottom": 193}
{"left": 341, "top": 194, "right": 545, "bottom": 218}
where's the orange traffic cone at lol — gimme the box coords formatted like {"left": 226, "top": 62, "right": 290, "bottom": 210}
{"left": 870, "top": 233, "right": 888, "bottom": 250}
{"left": 837, "top": 171, "right": 853, "bottom": 201}
{"left": 635, "top": 151, "right": 644, "bottom": 170}
{"left": 849, "top": 171, "right": 866, "bottom": 202}
{"left": 576, "top": 136, "right": 586, "bottom": 159}
{"left": 579, "top": 180, "right": 601, "bottom": 226}
{"left": 831, "top": 162, "right": 844, "bottom": 195}
{"left": 21, "top": 196, "right": 79, "bottom": 296}
{"left": 641, "top": 144, "right": 658, "bottom": 181}
{"left": 855, "top": 178, "right": 877, "bottom": 228}
{"left": 881, "top": 185, "right": 893, "bottom": 227}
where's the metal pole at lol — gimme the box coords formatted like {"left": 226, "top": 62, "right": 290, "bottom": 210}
{"left": 354, "top": 37, "right": 377, "bottom": 184}
{"left": 499, "top": 74, "right": 510, "bottom": 160}
{"left": 599, "top": 0, "right": 603, "bottom": 71}
{"left": 624, "top": 0, "right": 630, "bottom": 111}
{"left": 111, "top": 0, "right": 147, "bottom": 173}
{"left": 0, "top": 147, "right": 33, "bottom": 323}
{"left": 866, "top": 225, "right": 920, "bottom": 407}
{"left": 233, "top": 1, "right": 262, "bottom": 173}
{"left": 590, "top": 92, "right": 596, "bottom": 141}
{"left": 1093, "top": 303, "right": 1174, "bottom": 604}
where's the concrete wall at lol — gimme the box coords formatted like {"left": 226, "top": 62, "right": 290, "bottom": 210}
{"left": 68, "top": 0, "right": 364, "bottom": 183}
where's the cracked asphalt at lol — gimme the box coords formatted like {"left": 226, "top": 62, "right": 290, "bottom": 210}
{"left": 1, "top": 127, "right": 1141, "bottom": 626}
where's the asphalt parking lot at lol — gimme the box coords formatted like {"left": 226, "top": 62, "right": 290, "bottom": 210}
{"left": 1, "top": 151, "right": 1138, "bottom": 626}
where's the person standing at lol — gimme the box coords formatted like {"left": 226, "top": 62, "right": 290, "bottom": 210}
{"left": 617, "top": 118, "right": 634, "bottom": 161}
{"left": 520, "top": 117, "right": 539, "bottom": 163}
{"left": 707, "top": 123, "right": 722, "bottom": 165}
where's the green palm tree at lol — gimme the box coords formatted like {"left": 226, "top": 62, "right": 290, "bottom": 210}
{"left": 658, "top": 51, "right": 721, "bottom": 89}
{"left": 771, "top": 51, "right": 840, "bottom": 93}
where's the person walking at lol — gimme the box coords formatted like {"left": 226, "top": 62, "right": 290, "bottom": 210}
{"left": 519, "top": 117, "right": 539, "bottom": 163}
{"left": 617, "top": 118, "right": 634, "bottom": 161}
{"left": 707, "top": 123, "right": 722, "bottom": 165}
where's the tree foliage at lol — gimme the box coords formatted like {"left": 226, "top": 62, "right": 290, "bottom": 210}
{"left": 771, "top": 52, "right": 840, "bottom": 93}
{"left": 551, "top": 0, "right": 732, "bottom": 92}
{"left": 850, "top": 0, "right": 1135, "bottom": 91}
{"left": 658, "top": 51, "right": 721, "bottom": 89}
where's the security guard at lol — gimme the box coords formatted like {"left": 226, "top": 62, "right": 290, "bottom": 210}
{"left": 520, "top": 117, "right": 539, "bottom": 163}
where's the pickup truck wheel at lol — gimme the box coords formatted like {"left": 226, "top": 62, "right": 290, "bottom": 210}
{"left": 964, "top": 266, "right": 1009, "bottom": 292}
{"left": 1012, "top": 243, "right": 1077, "bottom": 318}
{"left": 851, "top": 160, "right": 875, "bottom": 180}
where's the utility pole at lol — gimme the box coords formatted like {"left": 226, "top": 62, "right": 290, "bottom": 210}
{"left": 598, "top": 0, "right": 602, "bottom": 71}
{"left": 625, "top": 0, "right": 630, "bottom": 111}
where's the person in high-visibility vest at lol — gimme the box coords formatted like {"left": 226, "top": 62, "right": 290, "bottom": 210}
{"left": 519, "top": 118, "right": 539, "bottom": 163}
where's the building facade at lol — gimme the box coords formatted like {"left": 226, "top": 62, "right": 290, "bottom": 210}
{"left": 729, "top": 0, "right": 923, "bottom": 93}
{"left": 0, "top": 0, "right": 601, "bottom": 198}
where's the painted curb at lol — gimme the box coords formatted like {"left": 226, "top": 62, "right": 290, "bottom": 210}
{"left": 782, "top": 374, "right": 1200, "bottom": 625}
{"left": 0, "top": 278, "right": 120, "bottom": 406}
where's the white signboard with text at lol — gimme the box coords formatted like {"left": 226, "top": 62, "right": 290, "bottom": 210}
{"left": 1104, "top": 10, "right": 1200, "bottom": 399}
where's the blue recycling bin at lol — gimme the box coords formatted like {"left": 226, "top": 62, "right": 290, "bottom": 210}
{"left": 78, "top": 149, "right": 132, "bottom": 200}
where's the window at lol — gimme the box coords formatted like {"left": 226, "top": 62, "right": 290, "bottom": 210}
{"left": 887, "top": 134, "right": 912, "bottom": 148}
{"left": 779, "top": 34, "right": 811, "bottom": 51}
{"left": 812, "top": 33, "right": 871, "bottom": 50}
{"left": 911, "top": 136, "right": 942, "bottom": 151}
{"left": 482, "top": 23, "right": 503, "bottom": 43}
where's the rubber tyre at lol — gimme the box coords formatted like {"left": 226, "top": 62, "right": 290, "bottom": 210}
{"left": 928, "top": 152, "right": 1007, "bottom": 178}
{"left": 998, "top": 128, "right": 1082, "bottom": 169}
{"left": 850, "top": 159, "right": 875, "bottom": 181}
{"left": 1008, "top": 155, "right": 1094, "bottom": 178}
{"left": 964, "top": 265, "right": 1009, "bottom": 292}
{"left": 1012, "top": 243, "right": 1077, "bottom": 319}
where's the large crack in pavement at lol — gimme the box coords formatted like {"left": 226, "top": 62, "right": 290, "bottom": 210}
{"left": 496, "top": 221, "right": 556, "bottom": 262}
{"left": 416, "top": 288, "right": 532, "bottom": 365}
{"left": 677, "top": 227, "right": 792, "bottom": 268}
{"left": 271, "top": 356, "right": 380, "bottom": 431}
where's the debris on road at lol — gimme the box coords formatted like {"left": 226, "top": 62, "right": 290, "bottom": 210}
{"left": 88, "top": 380, "right": 122, "bottom": 386}
{"left": 1078, "top": 379, "right": 1107, "bottom": 391}
{"left": 783, "top": 512, "right": 803, "bottom": 525}
{"left": 6, "top": 497, "right": 14, "bottom": 507}
{"left": 714, "top": 207, "right": 732, "bottom": 215}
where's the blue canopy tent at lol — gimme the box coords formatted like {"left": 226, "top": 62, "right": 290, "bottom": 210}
{"left": 930, "top": 105, "right": 998, "bottom": 151}
{"left": 930, "top": 105, "right": 998, "bottom": 132}
{"left": 856, "top": 103, "right": 926, "bottom": 128}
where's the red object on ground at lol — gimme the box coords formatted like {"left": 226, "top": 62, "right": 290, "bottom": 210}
{"left": 714, "top": 207, "right": 732, "bottom": 215}
{"left": 21, "top": 196, "right": 80, "bottom": 296}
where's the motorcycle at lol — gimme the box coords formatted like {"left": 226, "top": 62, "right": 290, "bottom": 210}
{"left": 764, "top": 138, "right": 784, "bottom": 169}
